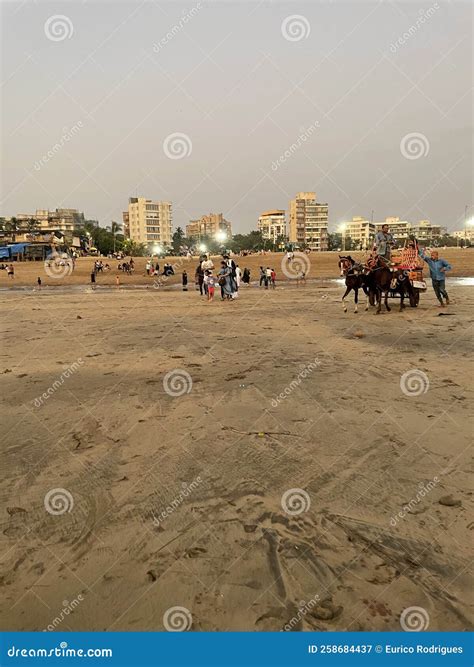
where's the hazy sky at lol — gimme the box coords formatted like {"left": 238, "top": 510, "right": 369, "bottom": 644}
{"left": 1, "top": 0, "right": 472, "bottom": 232}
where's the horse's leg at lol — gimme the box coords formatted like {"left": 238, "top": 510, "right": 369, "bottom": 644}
{"left": 399, "top": 286, "right": 405, "bottom": 311}
{"left": 385, "top": 290, "right": 391, "bottom": 312}
{"left": 376, "top": 288, "right": 382, "bottom": 314}
{"left": 342, "top": 286, "right": 351, "bottom": 313}
{"left": 354, "top": 287, "right": 358, "bottom": 313}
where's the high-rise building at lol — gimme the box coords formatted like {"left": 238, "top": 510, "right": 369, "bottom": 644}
{"left": 340, "top": 216, "right": 375, "bottom": 250}
{"left": 289, "top": 192, "right": 328, "bottom": 251}
{"left": 375, "top": 217, "right": 410, "bottom": 243}
{"left": 257, "top": 210, "right": 287, "bottom": 243}
{"left": 186, "top": 213, "right": 232, "bottom": 240}
{"left": 126, "top": 197, "right": 172, "bottom": 249}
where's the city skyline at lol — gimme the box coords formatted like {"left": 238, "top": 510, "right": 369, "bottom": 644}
{"left": 1, "top": 1, "right": 472, "bottom": 233}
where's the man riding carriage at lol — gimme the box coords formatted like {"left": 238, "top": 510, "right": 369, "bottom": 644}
{"left": 338, "top": 226, "right": 425, "bottom": 314}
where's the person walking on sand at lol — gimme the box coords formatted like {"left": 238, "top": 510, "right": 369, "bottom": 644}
{"left": 418, "top": 246, "right": 452, "bottom": 307}
{"left": 259, "top": 266, "right": 266, "bottom": 287}
{"left": 218, "top": 261, "right": 235, "bottom": 300}
{"left": 115, "top": 275, "right": 120, "bottom": 289}
{"left": 7, "top": 264, "right": 14, "bottom": 279}
{"left": 182, "top": 270, "right": 188, "bottom": 291}
{"left": 235, "top": 264, "right": 242, "bottom": 290}
{"left": 195, "top": 262, "right": 205, "bottom": 295}
{"left": 37, "top": 277, "right": 42, "bottom": 290}
{"left": 270, "top": 268, "right": 276, "bottom": 289}
{"left": 242, "top": 267, "right": 250, "bottom": 286}
{"left": 204, "top": 270, "right": 216, "bottom": 302}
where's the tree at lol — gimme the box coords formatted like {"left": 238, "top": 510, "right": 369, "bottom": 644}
{"left": 26, "top": 217, "right": 40, "bottom": 235}
{"left": 122, "top": 239, "right": 147, "bottom": 256}
{"left": 172, "top": 227, "right": 185, "bottom": 254}
{"left": 327, "top": 233, "right": 342, "bottom": 251}
{"left": 5, "top": 217, "right": 21, "bottom": 242}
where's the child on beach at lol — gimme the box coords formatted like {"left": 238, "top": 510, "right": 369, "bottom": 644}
{"left": 115, "top": 275, "right": 120, "bottom": 288}
{"left": 204, "top": 270, "right": 216, "bottom": 302}
{"left": 37, "top": 277, "right": 42, "bottom": 290}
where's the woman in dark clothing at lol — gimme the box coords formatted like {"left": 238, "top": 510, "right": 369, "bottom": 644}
{"left": 195, "top": 263, "right": 204, "bottom": 295}
{"left": 242, "top": 268, "right": 250, "bottom": 285}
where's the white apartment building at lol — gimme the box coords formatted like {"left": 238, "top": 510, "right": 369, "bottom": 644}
{"left": 126, "top": 197, "right": 172, "bottom": 249}
{"left": 257, "top": 210, "right": 287, "bottom": 243}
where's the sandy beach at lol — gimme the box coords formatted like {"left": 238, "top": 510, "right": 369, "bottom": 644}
{"left": 0, "top": 253, "right": 472, "bottom": 632}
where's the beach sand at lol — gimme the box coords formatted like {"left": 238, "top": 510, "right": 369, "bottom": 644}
{"left": 0, "top": 269, "right": 472, "bottom": 632}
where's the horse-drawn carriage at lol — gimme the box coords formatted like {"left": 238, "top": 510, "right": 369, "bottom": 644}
{"left": 388, "top": 243, "right": 427, "bottom": 307}
{"left": 339, "top": 240, "right": 427, "bottom": 313}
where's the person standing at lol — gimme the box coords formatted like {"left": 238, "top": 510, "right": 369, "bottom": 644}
{"left": 195, "top": 263, "right": 205, "bottom": 295}
{"left": 270, "top": 268, "right": 276, "bottom": 289}
{"left": 218, "top": 261, "right": 235, "bottom": 300}
{"left": 145, "top": 260, "right": 151, "bottom": 276}
{"left": 204, "top": 270, "right": 216, "bottom": 302}
{"left": 242, "top": 268, "right": 250, "bottom": 286}
{"left": 374, "top": 224, "right": 395, "bottom": 266}
{"left": 182, "top": 270, "right": 188, "bottom": 291}
{"left": 259, "top": 266, "right": 265, "bottom": 287}
{"left": 37, "top": 277, "right": 42, "bottom": 290}
{"left": 235, "top": 264, "right": 242, "bottom": 290}
{"left": 419, "top": 247, "right": 452, "bottom": 307}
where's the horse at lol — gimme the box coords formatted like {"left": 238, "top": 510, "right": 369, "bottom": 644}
{"left": 338, "top": 255, "right": 370, "bottom": 313}
{"left": 364, "top": 259, "right": 414, "bottom": 314}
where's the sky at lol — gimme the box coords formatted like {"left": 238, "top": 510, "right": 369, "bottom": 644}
{"left": 0, "top": 0, "right": 472, "bottom": 233}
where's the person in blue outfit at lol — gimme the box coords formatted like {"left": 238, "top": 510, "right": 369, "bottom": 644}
{"left": 418, "top": 247, "right": 452, "bottom": 306}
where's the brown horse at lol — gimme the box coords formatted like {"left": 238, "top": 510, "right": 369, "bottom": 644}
{"left": 338, "top": 256, "right": 370, "bottom": 313}
{"left": 364, "top": 261, "right": 414, "bottom": 313}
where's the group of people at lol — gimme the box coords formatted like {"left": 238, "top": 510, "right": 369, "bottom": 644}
{"left": 259, "top": 266, "right": 277, "bottom": 288}
{"left": 194, "top": 253, "right": 248, "bottom": 301}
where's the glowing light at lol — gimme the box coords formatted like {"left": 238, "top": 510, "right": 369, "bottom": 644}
{"left": 199, "top": 243, "right": 207, "bottom": 252}
{"left": 215, "top": 230, "right": 227, "bottom": 242}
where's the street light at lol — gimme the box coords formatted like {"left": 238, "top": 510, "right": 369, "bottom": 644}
{"left": 338, "top": 224, "right": 346, "bottom": 251}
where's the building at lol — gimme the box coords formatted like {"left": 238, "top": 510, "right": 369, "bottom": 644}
{"left": 126, "top": 197, "right": 172, "bottom": 249}
{"left": 375, "top": 217, "right": 411, "bottom": 243}
{"left": 186, "top": 213, "right": 232, "bottom": 240}
{"left": 340, "top": 216, "right": 375, "bottom": 250}
{"left": 15, "top": 208, "right": 83, "bottom": 234}
{"left": 122, "top": 211, "right": 130, "bottom": 238}
{"left": 257, "top": 210, "right": 287, "bottom": 243}
{"left": 289, "top": 192, "right": 328, "bottom": 251}
{"left": 411, "top": 220, "right": 446, "bottom": 241}
{"left": 453, "top": 228, "right": 474, "bottom": 243}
